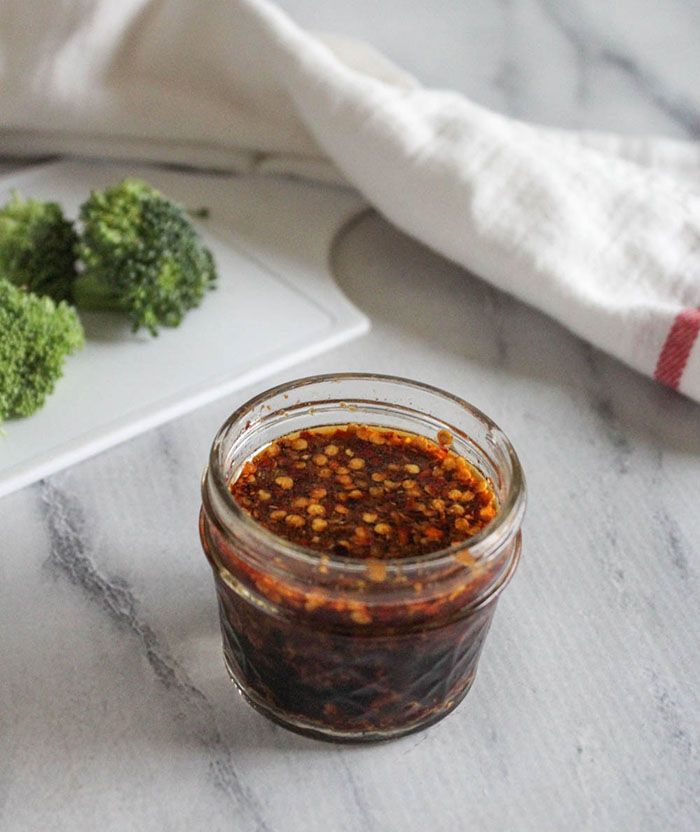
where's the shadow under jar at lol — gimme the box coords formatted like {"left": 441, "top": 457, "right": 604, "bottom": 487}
{"left": 200, "top": 374, "right": 525, "bottom": 742}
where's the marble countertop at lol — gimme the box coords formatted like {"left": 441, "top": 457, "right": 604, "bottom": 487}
{"left": 2, "top": 2, "right": 699, "bottom": 830}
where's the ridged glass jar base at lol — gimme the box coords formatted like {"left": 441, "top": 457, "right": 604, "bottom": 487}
{"left": 223, "top": 652, "right": 477, "bottom": 743}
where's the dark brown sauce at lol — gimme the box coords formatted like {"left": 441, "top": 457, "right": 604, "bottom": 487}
{"left": 229, "top": 423, "right": 497, "bottom": 560}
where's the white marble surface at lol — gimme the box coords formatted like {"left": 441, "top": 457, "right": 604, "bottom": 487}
{"left": 2, "top": 2, "right": 700, "bottom": 830}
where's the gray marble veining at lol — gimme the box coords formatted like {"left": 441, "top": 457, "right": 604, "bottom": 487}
{"left": 284, "top": 0, "right": 700, "bottom": 139}
{"left": 2, "top": 2, "right": 700, "bottom": 830}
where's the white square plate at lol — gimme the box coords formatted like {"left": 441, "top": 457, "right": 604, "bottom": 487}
{"left": 0, "top": 160, "right": 369, "bottom": 497}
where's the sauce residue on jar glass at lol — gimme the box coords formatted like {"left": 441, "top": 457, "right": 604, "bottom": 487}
{"left": 228, "top": 423, "right": 498, "bottom": 562}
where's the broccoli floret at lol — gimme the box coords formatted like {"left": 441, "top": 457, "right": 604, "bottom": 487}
{"left": 0, "top": 280, "right": 84, "bottom": 423}
{"left": 0, "top": 190, "right": 78, "bottom": 302}
{"left": 74, "top": 178, "right": 217, "bottom": 335}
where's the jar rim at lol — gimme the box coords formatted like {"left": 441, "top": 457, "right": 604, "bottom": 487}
{"left": 205, "top": 373, "right": 526, "bottom": 576}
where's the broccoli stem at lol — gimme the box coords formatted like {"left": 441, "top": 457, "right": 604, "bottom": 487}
{"left": 71, "top": 273, "right": 123, "bottom": 313}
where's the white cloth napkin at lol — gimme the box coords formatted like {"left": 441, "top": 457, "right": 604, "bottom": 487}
{"left": 2, "top": 0, "right": 699, "bottom": 402}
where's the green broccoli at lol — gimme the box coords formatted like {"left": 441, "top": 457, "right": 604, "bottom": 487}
{"left": 74, "top": 178, "right": 217, "bottom": 335}
{"left": 0, "top": 190, "right": 78, "bottom": 302}
{"left": 0, "top": 280, "right": 84, "bottom": 423}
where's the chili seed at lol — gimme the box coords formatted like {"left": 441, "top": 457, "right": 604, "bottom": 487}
{"left": 305, "top": 591, "right": 324, "bottom": 611}
{"left": 285, "top": 514, "right": 305, "bottom": 528}
{"left": 350, "top": 608, "right": 372, "bottom": 624}
{"left": 366, "top": 559, "right": 387, "bottom": 582}
{"left": 437, "top": 429, "right": 453, "bottom": 447}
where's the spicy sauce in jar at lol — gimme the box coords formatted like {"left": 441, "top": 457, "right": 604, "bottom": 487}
{"left": 229, "top": 423, "right": 497, "bottom": 558}
{"left": 201, "top": 417, "right": 521, "bottom": 741}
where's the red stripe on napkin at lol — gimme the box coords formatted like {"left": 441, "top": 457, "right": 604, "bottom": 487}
{"left": 654, "top": 308, "right": 700, "bottom": 390}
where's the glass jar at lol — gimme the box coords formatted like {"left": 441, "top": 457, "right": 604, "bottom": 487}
{"left": 199, "top": 374, "right": 525, "bottom": 742}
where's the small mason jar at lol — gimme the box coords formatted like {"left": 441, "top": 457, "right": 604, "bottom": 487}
{"left": 200, "top": 374, "right": 525, "bottom": 742}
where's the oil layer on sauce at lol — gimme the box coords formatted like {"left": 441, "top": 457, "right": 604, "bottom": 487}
{"left": 229, "top": 423, "right": 498, "bottom": 561}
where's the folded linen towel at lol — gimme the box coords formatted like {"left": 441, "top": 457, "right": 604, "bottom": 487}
{"left": 1, "top": 0, "right": 698, "bottom": 401}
